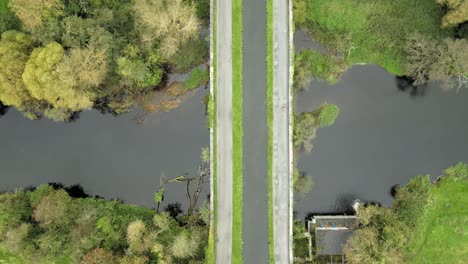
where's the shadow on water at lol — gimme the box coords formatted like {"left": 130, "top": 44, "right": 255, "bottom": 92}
{"left": 395, "top": 76, "right": 428, "bottom": 98}
{"left": 20, "top": 183, "right": 105, "bottom": 200}
{"left": 390, "top": 184, "right": 400, "bottom": 198}
{"left": 0, "top": 102, "right": 9, "bottom": 117}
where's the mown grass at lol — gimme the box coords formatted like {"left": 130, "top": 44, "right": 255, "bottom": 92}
{"left": 405, "top": 175, "right": 468, "bottom": 264}
{"left": 266, "top": 0, "right": 274, "bottom": 262}
{"left": 205, "top": 0, "right": 217, "bottom": 262}
{"left": 298, "top": 0, "right": 451, "bottom": 75}
{"left": 183, "top": 68, "right": 209, "bottom": 91}
{"left": 231, "top": 0, "right": 243, "bottom": 262}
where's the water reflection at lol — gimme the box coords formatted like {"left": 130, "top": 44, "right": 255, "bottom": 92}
{"left": 0, "top": 102, "right": 9, "bottom": 117}
{"left": 395, "top": 76, "right": 428, "bottom": 98}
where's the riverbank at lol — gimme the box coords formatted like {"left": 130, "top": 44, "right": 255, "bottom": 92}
{"left": 0, "top": 87, "right": 209, "bottom": 212}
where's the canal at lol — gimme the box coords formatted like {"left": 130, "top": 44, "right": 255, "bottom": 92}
{"left": 0, "top": 87, "right": 209, "bottom": 211}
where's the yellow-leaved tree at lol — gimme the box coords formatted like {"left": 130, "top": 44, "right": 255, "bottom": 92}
{"left": 133, "top": 0, "right": 200, "bottom": 57}
{"left": 0, "top": 31, "right": 34, "bottom": 109}
{"left": 436, "top": 0, "right": 468, "bottom": 27}
{"left": 22, "top": 42, "right": 108, "bottom": 113}
{"left": 9, "top": 0, "right": 63, "bottom": 31}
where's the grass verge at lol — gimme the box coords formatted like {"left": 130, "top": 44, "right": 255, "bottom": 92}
{"left": 205, "top": 0, "right": 217, "bottom": 262}
{"left": 232, "top": 0, "right": 243, "bottom": 262}
{"left": 266, "top": 0, "right": 274, "bottom": 263}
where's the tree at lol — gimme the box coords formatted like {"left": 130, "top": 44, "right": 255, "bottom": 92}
{"left": 406, "top": 33, "right": 468, "bottom": 88}
{"left": 429, "top": 38, "right": 468, "bottom": 89}
{"left": 58, "top": 47, "right": 109, "bottom": 89}
{"left": 436, "top": 0, "right": 468, "bottom": 27}
{"left": 405, "top": 32, "right": 440, "bottom": 85}
{"left": 133, "top": 0, "right": 200, "bottom": 57}
{"left": 126, "top": 220, "right": 149, "bottom": 254}
{"left": 170, "top": 231, "right": 197, "bottom": 259}
{"left": 344, "top": 205, "right": 407, "bottom": 264}
{"left": 22, "top": 42, "right": 94, "bottom": 111}
{"left": 343, "top": 228, "right": 381, "bottom": 264}
{"left": 9, "top": 0, "right": 63, "bottom": 31}
{"left": 0, "top": 31, "right": 34, "bottom": 108}
{"left": 80, "top": 248, "right": 115, "bottom": 264}
{"left": 60, "top": 16, "right": 113, "bottom": 50}
{"left": 293, "top": 112, "right": 317, "bottom": 152}
{"left": 293, "top": 167, "right": 313, "bottom": 194}
{"left": 33, "top": 189, "right": 74, "bottom": 229}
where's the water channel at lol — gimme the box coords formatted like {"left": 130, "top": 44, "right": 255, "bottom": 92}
{"left": 0, "top": 87, "right": 209, "bottom": 211}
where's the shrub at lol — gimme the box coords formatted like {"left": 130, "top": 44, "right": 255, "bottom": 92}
{"left": 313, "top": 103, "right": 339, "bottom": 128}
{"left": 293, "top": 112, "right": 317, "bottom": 152}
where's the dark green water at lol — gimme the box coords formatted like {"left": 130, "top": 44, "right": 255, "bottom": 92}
{"left": 242, "top": 0, "right": 269, "bottom": 263}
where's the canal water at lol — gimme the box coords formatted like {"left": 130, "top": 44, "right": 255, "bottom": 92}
{"left": 294, "top": 64, "right": 468, "bottom": 219}
{"left": 0, "top": 87, "right": 209, "bottom": 211}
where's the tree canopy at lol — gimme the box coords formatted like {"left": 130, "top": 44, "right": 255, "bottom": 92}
{"left": 0, "top": 184, "right": 208, "bottom": 263}
{"left": 0, "top": 30, "right": 33, "bottom": 108}
{"left": 0, "top": 0, "right": 208, "bottom": 121}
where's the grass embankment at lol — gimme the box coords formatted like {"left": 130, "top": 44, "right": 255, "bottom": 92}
{"left": 266, "top": 0, "right": 275, "bottom": 262}
{"left": 295, "top": 0, "right": 450, "bottom": 75}
{"left": 405, "top": 169, "right": 468, "bottom": 263}
{"left": 205, "top": 0, "right": 217, "bottom": 262}
{"left": 183, "top": 68, "right": 209, "bottom": 91}
{"left": 232, "top": 0, "right": 243, "bottom": 262}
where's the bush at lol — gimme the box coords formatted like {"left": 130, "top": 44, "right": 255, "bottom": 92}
{"left": 293, "top": 112, "right": 317, "bottom": 152}
{"left": 295, "top": 49, "right": 345, "bottom": 85}
{"left": 313, "top": 103, "right": 339, "bottom": 128}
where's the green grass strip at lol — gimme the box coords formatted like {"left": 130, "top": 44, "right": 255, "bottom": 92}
{"left": 205, "top": 0, "right": 217, "bottom": 262}
{"left": 266, "top": 0, "right": 274, "bottom": 262}
{"left": 232, "top": 0, "right": 243, "bottom": 262}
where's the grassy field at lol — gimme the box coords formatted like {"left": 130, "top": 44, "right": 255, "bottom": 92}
{"left": 266, "top": 0, "right": 274, "bottom": 263}
{"left": 405, "top": 175, "right": 468, "bottom": 263}
{"left": 205, "top": 0, "right": 217, "bottom": 262}
{"left": 231, "top": 0, "right": 243, "bottom": 262}
{"left": 298, "top": 0, "right": 450, "bottom": 75}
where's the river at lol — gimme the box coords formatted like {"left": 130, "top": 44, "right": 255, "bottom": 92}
{"left": 0, "top": 87, "right": 209, "bottom": 211}
{"left": 294, "top": 64, "right": 468, "bottom": 219}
